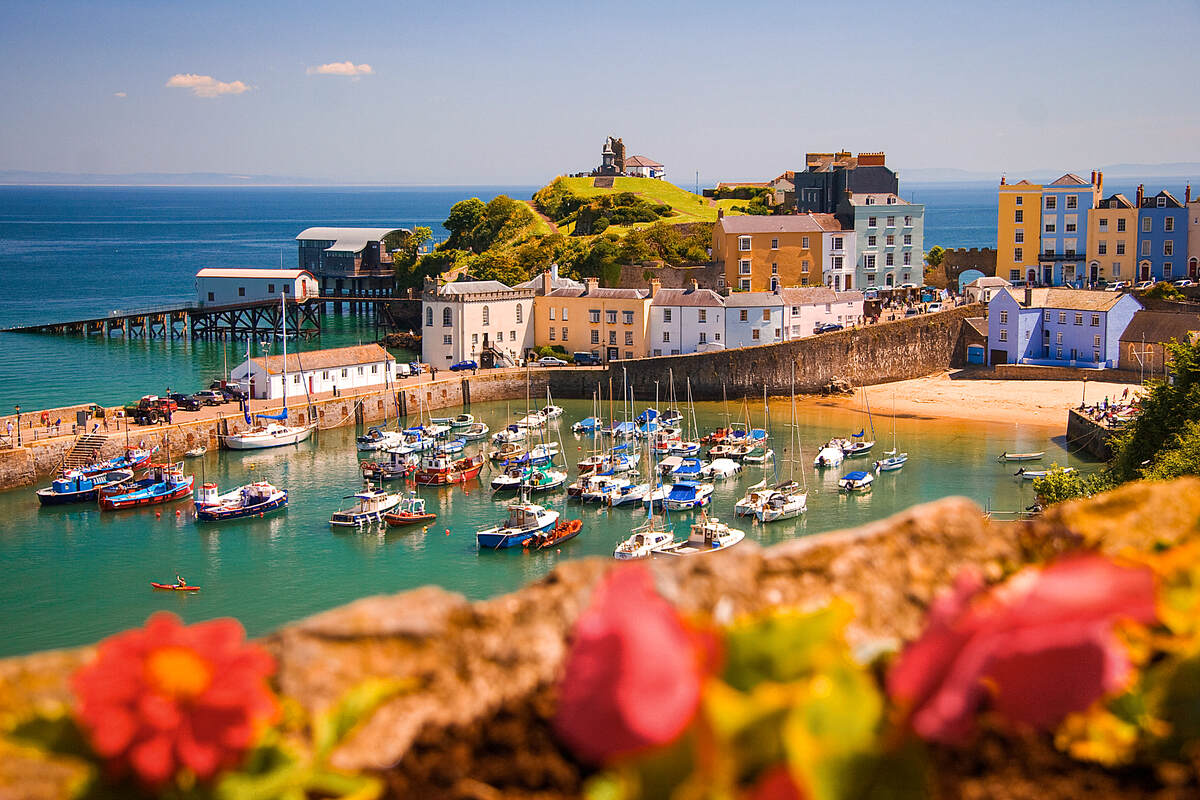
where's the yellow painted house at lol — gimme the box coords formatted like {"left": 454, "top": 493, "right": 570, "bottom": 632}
{"left": 534, "top": 277, "right": 653, "bottom": 362}
{"left": 713, "top": 212, "right": 841, "bottom": 291}
{"left": 996, "top": 179, "right": 1042, "bottom": 283}
{"left": 1086, "top": 194, "right": 1138, "bottom": 284}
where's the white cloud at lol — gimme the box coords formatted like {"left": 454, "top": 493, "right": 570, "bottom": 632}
{"left": 113, "top": 91, "right": 127, "bottom": 98}
{"left": 306, "top": 61, "right": 373, "bottom": 77}
{"left": 165, "top": 73, "right": 250, "bottom": 98}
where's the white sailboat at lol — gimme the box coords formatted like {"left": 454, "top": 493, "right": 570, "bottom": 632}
{"left": 224, "top": 293, "right": 316, "bottom": 450}
{"left": 874, "top": 394, "right": 908, "bottom": 473}
{"left": 756, "top": 365, "right": 808, "bottom": 523}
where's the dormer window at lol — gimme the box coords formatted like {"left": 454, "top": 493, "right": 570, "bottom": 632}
{"left": 1157, "top": 196, "right": 1167, "bottom": 208}
{"left": 886, "top": 196, "right": 896, "bottom": 204}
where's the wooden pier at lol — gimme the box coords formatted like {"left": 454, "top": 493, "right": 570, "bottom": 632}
{"left": 3, "top": 298, "right": 323, "bottom": 340}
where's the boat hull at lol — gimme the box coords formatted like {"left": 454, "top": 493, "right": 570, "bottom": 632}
{"left": 413, "top": 461, "right": 484, "bottom": 486}
{"left": 101, "top": 478, "right": 195, "bottom": 511}
{"left": 224, "top": 425, "right": 314, "bottom": 450}
{"left": 195, "top": 492, "right": 288, "bottom": 522}
{"left": 384, "top": 511, "right": 437, "bottom": 527}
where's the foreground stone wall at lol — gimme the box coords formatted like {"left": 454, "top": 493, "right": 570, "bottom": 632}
{"left": 2, "top": 477, "right": 1198, "bottom": 799}
{"left": 992, "top": 363, "right": 1143, "bottom": 383}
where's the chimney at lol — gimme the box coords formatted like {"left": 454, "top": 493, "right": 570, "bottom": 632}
{"left": 1024, "top": 286, "right": 1032, "bottom": 307}
{"left": 1097, "top": 171, "right": 1103, "bottom": 194}
{"left": 584, "top": 276, "right": 599, "bottom": 293}
{"left": 542, "top": 268, "right": 552, "bottom": 296}
{"left": 717, "top": 208, "right": 724, "bottom": 219}
{"left": 1137, "top": 184, "right": 1144, "bottom": 207}
{"left": 1000, "top": 175, "right": 1006, "bottom": 185}
{"left": 1091, "top": 170, "right": 1097, "bottom": 186}
{"left": 649, "top": 278, "right": 661, "bottom": 297}
{"left": 689, "top": 279, "right": 699, "bottom": 292}
{"left": 1187, "top": 184, "right": 1192, "bottom": 204}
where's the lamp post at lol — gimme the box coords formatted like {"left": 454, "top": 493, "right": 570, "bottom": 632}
{"left": 14, "top": 405, "right": 20, "bottom": 446}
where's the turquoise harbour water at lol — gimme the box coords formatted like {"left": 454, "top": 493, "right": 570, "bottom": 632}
{"left": 0, "top": 396, "right": 1095, "bottom": 657}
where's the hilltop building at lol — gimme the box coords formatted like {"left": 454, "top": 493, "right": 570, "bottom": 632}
{"left": 1135, "top": 186, "right": 1187, "bottom": 283}
{"left": 624, "top": 156, "right": 665, "bottom": 180}
{"left": 587, "top": 136, "right": 664, "bottom": 180}
{"left": 421, "top": 278, "right": 534, "bottom": 367}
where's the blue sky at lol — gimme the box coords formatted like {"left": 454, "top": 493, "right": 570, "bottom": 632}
{"left": 1, "top": 0, "right": 1197, "bottom": 184}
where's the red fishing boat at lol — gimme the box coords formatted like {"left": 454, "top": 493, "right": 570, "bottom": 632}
{"left": 413, "top": 452, "right": 484, "bottom": 486}
{"left": 383, "top": 495, "right": 437, "bottom": 527}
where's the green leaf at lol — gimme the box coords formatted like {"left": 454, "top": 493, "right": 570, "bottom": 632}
{"left": 311, "top": 678, "right": 416, "bottom": 762}
{"left": 721, "top": 605, "right": 852, "bottom": 693}
{"left": 6, "top": 710, "right": 94, "bottom": 760}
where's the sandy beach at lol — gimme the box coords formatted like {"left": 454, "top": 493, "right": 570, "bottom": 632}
{"left": 807, "top": 371, "right": 1143, "bottom": 430}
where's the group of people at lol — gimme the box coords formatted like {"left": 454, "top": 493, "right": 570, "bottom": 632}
{"left": 1080, "top": 386, "right": 1137, "bottom": 428}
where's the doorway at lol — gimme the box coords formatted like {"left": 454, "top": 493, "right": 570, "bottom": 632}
{"left": 606, "top": 347, "right": 619, "bottom": 361}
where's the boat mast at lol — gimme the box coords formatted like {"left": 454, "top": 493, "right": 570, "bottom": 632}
{"left": 792, "top": 361, "right": 805, "bottom": 490}
{"left": 280, "top": 292, "right": 288, "bottom": 418}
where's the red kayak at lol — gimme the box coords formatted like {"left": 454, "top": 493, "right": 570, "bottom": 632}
{"left": 151, "top": 582, "right": 200, "bottom": 592}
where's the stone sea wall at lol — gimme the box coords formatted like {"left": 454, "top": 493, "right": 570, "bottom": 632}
{"left": 2, "top": 477, "right": 1198, "bottom": 799}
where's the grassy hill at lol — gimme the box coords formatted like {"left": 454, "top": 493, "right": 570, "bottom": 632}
{"left": 545, "top": 177, "right": 742, "bottom": 235}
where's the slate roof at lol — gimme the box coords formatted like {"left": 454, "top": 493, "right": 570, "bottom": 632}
{"left": 1006, "top": 288, "right": 1132, "bottom": 312}
{"left": 1047, "top": 173, "right": 1090, "bottom": 187}
{"left": 1118, "top": 310, "right": 1200, "bottom": 344}
{"left": 718, "top": 213, "right": 842, "bottom": 234}
{"left": 546, "top": 287, "right": 648, "bottom": 300}
{"left": 624, "top": 155, "right": 663, "bottom": 168}
{"left": 1098, "top": 193, "right": 1135, "bottom": 209}
{"left": 514, "top": 266, "right": 583, "bottom": 293}
{"left": 295, "top": 227, "right": 408, "bottom": 253}
{"left": 965, "top": 317, "right": 989, "bottom": 337}
{"left": 724, "top": 292, "right": 784, "bottom": 308}
{"left": 650, "top": 288, "right": 724, "bottom": 307}
{"left": 779, "top": 287, "right": 837, "bottom": 305}
{"left": 249, "top": 344, "right": 393, "bottom": 376}
{"left": 436, "top": 280, "right": 516, "bottom": 296}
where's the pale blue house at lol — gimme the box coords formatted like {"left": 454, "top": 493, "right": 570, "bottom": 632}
{"left": 987, "top": 287, "right": 1142, "bottom": 368}
{"left": 837, "top": 193, "right": 925, "bottom": 291}
{"left": 1037, "top": 173, "right": 1100, "bottom": 286}
{"left": 1135, "top": 188, "right": 1187, "bottom": 283}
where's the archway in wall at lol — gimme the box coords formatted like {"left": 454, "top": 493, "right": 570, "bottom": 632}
{"left": 957, "top": 269, "right": 985, "bottom": 292}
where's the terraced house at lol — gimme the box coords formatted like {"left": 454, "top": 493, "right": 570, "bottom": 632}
{"left": 996, "top": 178, "right": 1043, "bottom": 283}
{"left": 534, "top": 277, "right": 651, "bottom": 362}
{"left": 837, "top": 193, "right": 925, "bottom": 290}
{"left": 1037, "top": 173, "right": 1102, "bottom": 286}
{"left": 1135, "top": 186, "right": 1187, "bottom": 283}
{"left": 1086, "top": 193, "right": 1137, "bottom": 285}
{"left": 713, "top": 212, "right": 841, "bottom": 291}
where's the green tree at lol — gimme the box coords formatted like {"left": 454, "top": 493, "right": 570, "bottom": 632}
{"left": 925, "top": 245, "right": 946, "bottom": 268}
{"left": 391, "top": 226, "right": 435, "bottom": 290}
{"left": 1142, "top": 419, "right": 1200, "bottom": 481}
{"left": 443, "top": 198, "right": 485, "bottom": 250}
{"left": 1143, "top": 282, "right": 1185, "bottom": 301}
{"left": 1109, "top": 338, "right": 1200, "bottom": 482}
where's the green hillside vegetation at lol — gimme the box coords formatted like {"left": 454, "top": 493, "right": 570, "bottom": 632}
{"left": 535, "top": 176, "right": 738, "bottom": 234}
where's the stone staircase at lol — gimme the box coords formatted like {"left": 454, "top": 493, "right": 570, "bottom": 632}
{"left": 61, "top": 433, "right": 107, "bottom": 471}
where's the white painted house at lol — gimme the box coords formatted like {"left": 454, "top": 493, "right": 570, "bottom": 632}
{"left": 231, "top": 344, "right": 396, "bottom": 400}
{"left": 724, "top": 292, "right": 785, "bottom": 349}
{"left": 421, "top": 279, "right": 535, "bottom": 366}
{"left": 821, "top": 229, "right": 857, "bottom": 291}
{"left": 964, "top": 276, "right": 1012, "bottom": 304}
{"left": 780, "top": 288, "right": 864, "bottom": 338}
{"left": 648, "top": 284, "right": 725, "bottom": 356}
{"left": 195, "top": 268, "right": 318, "bottom": 306}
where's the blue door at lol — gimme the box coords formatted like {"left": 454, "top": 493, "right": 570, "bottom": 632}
{"left": 967, "top": 345, "right": 985, "bottom": 365}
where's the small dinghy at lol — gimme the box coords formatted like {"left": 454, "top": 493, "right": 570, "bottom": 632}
{"left": 462, "top": 422, "right": 490, "bottom": 441}
{"left": 533, "top": 518, "right": 583, "bottom": 549}
{"left": 384, "top": 495, "right": 437, "bottom": 527}
{"left": 999, "top": 451, "right": 1045, "bottom": 462}
{"left": 450, "top": 413, "right": 475, "bottom": 429}
{"left": 184, "top": 446, "right": 207, "bottom": 458}
{"left": 1014, "top": 466, "right": 1075, "bottom": 481}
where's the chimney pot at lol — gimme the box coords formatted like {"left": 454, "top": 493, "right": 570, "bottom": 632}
{"left": 1187, "top": 184, "right": 1192, "bottom": 204}
{"left": 690, "top": 279, "right": 699, "bottom": 292}
{"left": 648, "top": 278, "right": 661, "bottom": 297}
{"left": 1024, "top": 286, "right": 1032, "bottom": 307}
{"left": 717, "top": 209, "right": 724, "bottom": 219}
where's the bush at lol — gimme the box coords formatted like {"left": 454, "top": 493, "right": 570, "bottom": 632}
{"left": 591, "top": 217, "right": 610, "bottom": 234}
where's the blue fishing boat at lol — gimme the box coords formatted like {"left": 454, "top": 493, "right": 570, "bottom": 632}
{"left": 99, "top": 463, "right": 194, "bottom": 511}
{"left": 77, "top": 448, "right": 152, "bottom": 478}
{"left": 37, "top": 469, "right": 134, "bottom": 506}
{"left": 476, "top": 501, "right": 559, "bottom": 549}
{"left": 194, "top": 481, "right": 288, "bottom": 521}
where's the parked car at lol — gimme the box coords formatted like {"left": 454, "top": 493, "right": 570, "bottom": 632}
{"left": 904, "top": 308, "right": 921, "bottom": 317}
{"left": 926, "top": 302, "right": 944, "bottom": 313}
{"left": 1135, "top": 280, "right": 1155, "bottom": 291}
{"left": 1173, "top": 279, "right": 1195, "bottom": 288}
{"left": 208, "top": 380, "right": 245, "bottom": 401}
{"left": 168, "top": 393, "right": 202, "bottom": 412}
{"left": 123, "top": 396, "right": 177, "bottom": 425}
{"left": 194, "top": 389, "right": 225, "bottom": 406}
{"left": 1106, "top": 281, "right": 1129, "bottom": 292}
{"left": 394, "top": 362, "right": 412, "bottom": 378}
{"left": 813, "top": 323, "right": 844, "bottom": 334}
{"left": 899, "top": 282, "right": 918, "bottom": 290}
{"left": 572, "top": 351, "right": 602, "bottom": 366}
{"left": 449, "top": 359, "right": 477, "bottom": 371}
{"left": 537, "top": 356, "right": 568, "bottom": 366}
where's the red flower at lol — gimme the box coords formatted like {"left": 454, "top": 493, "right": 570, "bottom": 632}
{"left": 72, "top": 612, "right": 278, "bottom": 786}
{"left": 887, "top": 554, "right": 1157, "bottom": 744}
{"left": 744, "top": 765, "right": 809, "bottom": 800}
{"left": 554, "top": 564, "right": 709, "bottom": 764}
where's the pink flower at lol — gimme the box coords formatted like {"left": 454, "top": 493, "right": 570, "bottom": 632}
{"left": 554, "top": 565, "right": 709, "bottom": 764}
{"left": 887, "top": 554, "right": 1157, "bottom": 744}
{"left": 72, "top": 612, "right": 278, "bottom": 786}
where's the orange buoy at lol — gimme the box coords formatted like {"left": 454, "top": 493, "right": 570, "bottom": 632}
{"left": 155, "top": 511, "right": 161, "bottom": 518}
{"left": 175, "top": 509, "right": 181, "bottom": 516}
{"left": 445, "top": 528, "right": 451, "bottom": 536}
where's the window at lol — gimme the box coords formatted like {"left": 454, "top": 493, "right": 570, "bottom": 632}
{"left": 321, "top": 371, "right": 329, "bottom": 380}
{"left": 886, "top": 253, "right": 894, "bottom": 266}
{"left": 832, "top": 256, "right": 843, "bottom": 269}
{"left": 904, "top": 215, "right": 913, "bottom": 226}
{"left": 357, "top": 367, "right": 364, "bottom": 375}
{"left": 1010, "top": 269, "right": 1021, "bottom": 281}
{"left": 1065, "top": 219, "right": 1077, "bottom": 233}
{"left": 770, "top": 277, "right": 779, "bottom": 290}
{"left": 1014, "top": 247, "right": 1024, "bottom": 262}
{"left": 591, "top": 330, "right": 599, "bottom": 344}
{"left": 739, "top": 259, "right": 751, "bottom": 275}
{"left": 771, "top": 238, "right": 779, "bottom": 250}
{"left": 562, "top": 327, "right": 568, "bottom": 341}
{"left": 868, "top": 216, "right": 877, "bottom": 227}
{"left": 762, "top": 309, "right": 770, "bottom": 321}
{"left": 698, "top": 309, "right": 706, "bottom": 323}
{"left": 1099, "top": 219, "right": 1108, "bottom": 232}
{"left": 1165, "top": 217, "right": 1175, "bottom": 232}
{"left": 801, "top": 259, "right": 809, "bottom": 273}
{"left": 886, "top": 216, "right": 895, "bottom": 227}
{"left": 1142, "top": 240, "right": 1151, "bottom": 256}
{"left": 589, "top": 309, "right": 600, "bottom": 323}
{"left": 1165, "top": 263, "right": 1173, "bottom": 277}
{"left": 482, "top": 306, "right": 490, "bottom": 326}
{"left": 1057, "top": 346, "right": 1063, "bottom": 359}
{"left": 426, "top": 307, "right": 433, "bottom": 326}
{"left": 865, "top": 254, "right": 876, "bottom": 270}
{"left": 663, "top": 331, "right": 670, "bottom": 342}
{"left": 1098, "top": 241, "right": 1107, "bottom": 255}
{"left": 774, "top": 328, "right": 781, "bottom": 339}
{"left": 801, "top": 236, "right": 810, "bottom": 248}
{"left": 714, "top": 332, "right": 721, "bottom": 341}
{"left": 1113, "top": 262, "right": 1121, "bottom": 276}
{"left": 739, "top": 236, "right": 751, "bottom": 251}
{"left": 801, "top": 276, "right": 809, "bottom": 285}
{"left": 866, "top": 273, "right": 876, "bottom": 286}
{"left": 1093, "top": 334, "right": 1101, "bottom": 347}
{"left": 496, "top": 331, "right": 503, "bottom": 341}
{"left": 1044, "top": 220, "right": 1056, "bottom": 233}
{"left": 740, "top": 279, "right": 750, "bottom": 291}
{"left": 740, "top": 310, "right": 748, "bottom": 322}
{"left": 1045, "top": 196, "right": 1057, "bottom": 210}
{"left": 999, "top": 310, "right": 1008, "bottom": 324}
{"left": 625, "top": 331, "right": 633, "bottom": 346}
{"left": 868, "top": 235, "right": 877, "bottom": 247}
{"left": 771, "top": 262, "right": 778, "bottom": 274}
{"left": 561, "top": 307, "right": 567, "bottom": 321}
{"left": 1117, "top": 218, "right": 1126, "bottom": 232}
{"left": 608, "top": 331, "right": 616, "bottom": 344}
{"left": 1015, "top": 230, "right": 1025, "bottom": 244}
{"left": 1142, "top": 217, "right": 1152, "bottom": 232}
{"left": 663, "top": 308, "right": 672, "bottom": 323}
{"left": 699, "top": 332, "right": 707, "bottom": 343}
{"left": 886, "top": 235, "right": 895, "bottom": 246}
{"left": 1157, "top": 196, "right": 1166, "bottom": 208}
{"left": 999, "top": 328, "right": 1008, "bottom": 342}
{"left": 903, "top": 252, "right": 912, "bottom": 265}
{"left": 1066, "top": 195, "right": 1078, "bottom": 209}
{"left": 1056, "top": 331, "right": 1063, "bottom": 344}
{"left": 549, "top": 307, "right": 555, "bottom": 320}
{"left": 1015, "top": 196, "right": 1023, "bottom": 206}
{"left": 268, "top": 283, "right": 275, "bottom": 293}
{"left": 1074, "top": 313, "right": 1083, "bottom": 325}
{"left": 832, "top": 236, "right": 843, "bottom": 250}
{"left": 1058, "top": 312, "right": 1066, "bottom": 323}
{"left": 653, "top": 349, "right": 662, "bottom": 357}
{"left": 472, "top": 333, "right": 478, "bottom": 345}
{"left": 440, "top": 335, "right": 449, "bottom": 348}
{"left": 1014, "top": 209, "right": 1024, "bottom": 223}
{"left": 752, "top": 329, "right": 760, "bottom": 341}
{"left": 442, "top": 308, "right": 452, "bottom": 326}
{"left": 207, "top": 292, "right": 214, "bottom": 301}
{"left": 623, "top": 310, "right": 634, "bottom": 324}
{"left": 1043, "top": 310, "right": 1051, "bottom": 322}
{"left": 904, "top": 234, "right": 913, "bottom": 246}
{"left": 549, "top": 328, "right": 555, "bottom": 340}
{"left": 293, "top": 374, "right": 300, "bottom": 384}
{"left": 1116, "top": 241, "right": 1126, "bottom": 255}
{"left": 606, "top": 310, "right": 617, "bottom": 324}
{"left": 238, "top": 287, "right": 246, "bottom": 297}
{"left": 1164, "top": 241, "right": 1174, "bottom": 256}
{"left": 516, "top": 304, "right": 523, "bottom": 323}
